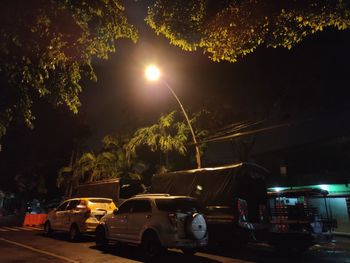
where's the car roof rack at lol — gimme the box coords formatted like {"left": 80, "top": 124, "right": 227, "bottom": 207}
{"left": 134, "top": 193, "right": 170, "bottom": 197}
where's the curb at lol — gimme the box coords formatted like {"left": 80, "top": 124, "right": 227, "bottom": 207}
{"left": 333, "top": 232, "right": 350, "bottom": 238}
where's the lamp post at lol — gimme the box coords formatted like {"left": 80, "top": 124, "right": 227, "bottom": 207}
{"left": 145, "top": 65, "right": 202, "bottom": 169}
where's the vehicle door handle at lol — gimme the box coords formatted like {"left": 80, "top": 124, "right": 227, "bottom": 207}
{"left": 146, "top": 215, "right": 151, "bottom": 219}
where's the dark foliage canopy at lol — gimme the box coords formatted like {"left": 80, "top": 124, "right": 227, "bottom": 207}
{"left": 1, "top": 0, "right": 350, "bottom": 143}
{"left": 0, "top": 0, "right": 137, "bottom": 140}
{"left": 147, "top": 0, "right": 350, "bottom": 61}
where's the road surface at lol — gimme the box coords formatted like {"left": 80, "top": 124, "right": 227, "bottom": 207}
{"left": 0, "top": 226, "right": 349, "bottom": 262}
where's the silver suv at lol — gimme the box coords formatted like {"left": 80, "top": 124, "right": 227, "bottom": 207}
{"left": 95, "top": 194, "right": 208, "bottom": 259}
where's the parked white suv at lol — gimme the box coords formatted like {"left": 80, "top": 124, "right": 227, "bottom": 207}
{"left": 95, "top": 194, "right": 208, "bottom": 259}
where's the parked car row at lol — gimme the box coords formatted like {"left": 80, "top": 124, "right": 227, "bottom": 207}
{"left": 44, "top": 194, "right": 208, "bottom": 259}
{"left": 43, "top": 163, "right": 334, "bottom": 259}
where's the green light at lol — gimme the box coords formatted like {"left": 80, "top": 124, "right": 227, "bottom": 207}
{"left": 318, "top": 184, "right": 329, "bottom": 191}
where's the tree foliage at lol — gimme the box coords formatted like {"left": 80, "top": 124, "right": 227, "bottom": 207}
{"left": 57, "top": 135, "right": 134, "bottom": 192}
{"left": 15, "top": 173, "right": 47, "bottom": 197}
{"left": 2, "top": 1, "right": 349, "bottom": 142}
{"left": 125, "top": 110, "right": 208, "bottom": 168}
{"left": 0, "top": 0, "right": 137, "bottom": 140}
{"left": 147, "top": 0, "right": 350, "bottom": 62}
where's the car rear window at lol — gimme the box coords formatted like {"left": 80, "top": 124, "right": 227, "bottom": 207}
{"left": 88, "top": 199, "right": 112, "bottom": 203}
{"left": 155, "top": 198, "right": 202, "bottom": 213}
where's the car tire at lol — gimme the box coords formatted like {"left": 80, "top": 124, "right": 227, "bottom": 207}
{"left": 95, "top": 226, "right": 108, "bottom": 247}
{"left": 182, "top": 248, "right": 197, "bottom": 256}
{"left": 142, "top": 231, "right": 163, "bottom": 260}
{"left": 275, "top": 243, "right": 311, "bottom": 254}
{"left": 293, "top": 243, "right": 311, "bottom": 254}
{"left": 44, "top": 221, "right": 53, "bottom": 236}
{"left": 69, "top": 224, "right": 80, "bottom": 242}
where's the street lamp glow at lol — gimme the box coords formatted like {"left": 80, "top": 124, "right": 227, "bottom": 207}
{"left": 145, "top": 65, "right": 160, "bottom": 81}
{"left": 143, "top": 64, "right": 202, "bottom": 168}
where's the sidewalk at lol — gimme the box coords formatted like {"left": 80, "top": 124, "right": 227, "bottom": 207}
{"left": 312, "top": 234, "right": 350, "bottom": 253}
{"left": 332, "top": 235, "right": 350, "bottom": 251}
{"left": 0, "top": 214, "right": 24, "bottom": 227}
{"left": 333, "top": 231, "right": 350, "bottom": 238}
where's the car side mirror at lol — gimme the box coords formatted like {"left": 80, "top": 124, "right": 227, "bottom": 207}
{"left": 113, "top": 208, "right": 119, "bottom": 215}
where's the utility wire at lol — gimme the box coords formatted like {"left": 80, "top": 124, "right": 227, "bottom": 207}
{"left": 196, "top": 122, "right": 292, "bottom": 145}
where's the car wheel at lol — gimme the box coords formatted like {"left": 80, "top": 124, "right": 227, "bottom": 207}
{"left": 274, "top": 243, "right": 288, "bottom": 253}
{"left": 69, "top": 224, "right": 80, "bottom": 242}
{"left": 182, "top": 248, "right": 197, "bottom": 256}
{"left": 275, "top": 243, "right": 311, "bottom": 254}
{"left": 142, "top": 231, "right": 163, "bottom": 260}
{"left": 295, "top": 244, "right": 311, "bottom": 254}
{"left": 95, "top": 226, "right": 108, "bottom": 247}
{"left": 43, "top": 221, "right": 53, "bottom": 236}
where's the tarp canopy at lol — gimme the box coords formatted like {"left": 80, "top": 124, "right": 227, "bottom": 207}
{"left": 151, "top": 162, "right": 268, "bottom": 207}
{"left": 74, "top": 179, "right": 120, "bottom": 203}
{"left": 74, "top": 179, "right": 145, "bottom": 204}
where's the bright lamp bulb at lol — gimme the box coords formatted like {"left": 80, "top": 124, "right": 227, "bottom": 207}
{"left": 145, "top": 65, "right": 160, "bottom": 81}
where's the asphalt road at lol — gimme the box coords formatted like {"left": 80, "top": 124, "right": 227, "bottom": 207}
{"left": 0, "top": 226, "right": 350, "bottom": 263}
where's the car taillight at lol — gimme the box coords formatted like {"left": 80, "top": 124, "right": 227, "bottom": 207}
{"left": 168, "top": 213, "right": 178, "bottom": 226}
{"left": 237, "top": 199, "right": 248, "bottom": 220}
{"left": 85, "top": 208, "right": 91, "bottom": 218}
{"left": 259, "top": 204, "right": 267, "bottom": 222}
{"left": 274, "top": 224, "right": 289, "bottom": 232}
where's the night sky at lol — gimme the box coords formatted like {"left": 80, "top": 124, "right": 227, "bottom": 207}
{"left": 1, "top": 1, "right": 350, "bottom": 194}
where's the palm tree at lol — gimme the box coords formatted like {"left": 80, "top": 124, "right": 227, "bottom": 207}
{"left": 57, "top": 135, "right": 135, "bottom": 196}
{"left": 57, "top": 166, "right": 76, "bottom": 198}
{"left": 57, "top": 110, "right": 207, "bottom": 195}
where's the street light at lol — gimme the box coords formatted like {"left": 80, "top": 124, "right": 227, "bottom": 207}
{"left": 145, "top": 65, "right": 202, "bottom": 169}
